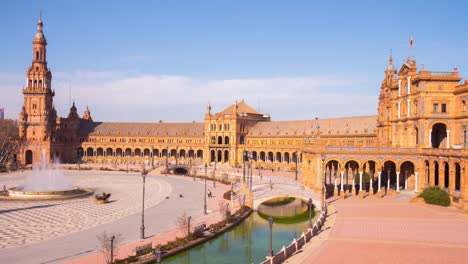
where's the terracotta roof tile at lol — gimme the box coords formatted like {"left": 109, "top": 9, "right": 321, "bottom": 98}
{"left": 247, "top": 115, "right": 377, "bottom": 137}
{"left": 79, "top": 120, "right": 204, "bottom": 137}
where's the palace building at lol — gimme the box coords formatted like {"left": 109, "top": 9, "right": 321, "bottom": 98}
{"left": 18, "top": 19, "right": 468, "bottom": 210}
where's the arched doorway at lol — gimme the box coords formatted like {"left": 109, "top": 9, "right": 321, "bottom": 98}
{"left": 25, "top": 150, "right": 33, "bottom": 165}
{"left": 434, "top": 161, "right": 439, "bottom": 186}
{"left": 444, "top": 162, "right": 449, "bottom": 189}
{"left": 197, "top": 150, "right": 203, "bottom": 159}
{"left": 455, "top": 163, "right": 461, "bottom": 191}
{"left": 217, "top": 150, "right": 222, "bottom": 162}
{"left": 431, "top": 123, "right": 447, "bottom": 148}
{"left": 383, "top": 161, "right": 396, "bottom": 191}
{"left": 344, "top": 160, "right": 359, "bottom": 193}
{"left": 224, "top": 150, "right": 229, "bottom": 162}
{"left": 325, "top": 160, "right": 340, "bottom": 185}
{"left": 210, "top": 150, "right": 215, "bottom": 163}
{"left": 400, "top": 161, "right": 415, "bottom": 190}
{"left": 425, "top": 160, "right": 430, "bottom": 185}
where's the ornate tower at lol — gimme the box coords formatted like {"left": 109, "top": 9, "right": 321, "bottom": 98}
{"left": 377, "top": 52, "right": 397, "bottom": 146}
{"left": 19, "top": 18, "right": 56, "bottom": 165}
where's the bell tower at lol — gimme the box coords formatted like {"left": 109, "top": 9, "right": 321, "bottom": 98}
{"left": 19, "top": 18, "right": 57, "bottom": 165}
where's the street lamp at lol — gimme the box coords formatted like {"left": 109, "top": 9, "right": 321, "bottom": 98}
{"left": 321, "top": 154, "right": 326, "bottom": 212}
{"left": 243, "top": 150, "right": 246, "bottom": 182}
{"left": 268, "top": 216, "right": 274, "bottom": 257}
{"left": 308, "top": 198, "right": 313, "bottom": 229}
{"left": 110, "top": 235, "right": 115, "bottom": 264}
{"left": 140, "top": 169, "right": 147, "bottom": 239}
{"left": 204, "top": 163, "right": 207, "bottom": 215}
{"left": 295, "top": 151, "right": 299, "bottom": 181}
{"left": 175, "top": 146, "right": 179, "bottom": 165}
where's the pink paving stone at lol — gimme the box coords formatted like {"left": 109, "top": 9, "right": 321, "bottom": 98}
{"left": 66, "top": 179, "right": 229, "bottom": 264}
{"left": 296, "top": 196, "right": 468, "bottom": 264}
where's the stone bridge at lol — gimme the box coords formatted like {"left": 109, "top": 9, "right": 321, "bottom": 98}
{"left": 234, "top": 177, "right": 322, "bottom": 210}
{"left": 165, "top": 164, "right": 191, "bottom": 175}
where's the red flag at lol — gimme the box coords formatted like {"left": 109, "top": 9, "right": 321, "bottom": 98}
{"left": 410, "top": 35, "right": 414, "bottom": 49}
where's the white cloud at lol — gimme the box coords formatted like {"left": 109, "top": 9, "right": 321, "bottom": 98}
{"left": 0, "top": 71, "right": 378, "bottom": 122}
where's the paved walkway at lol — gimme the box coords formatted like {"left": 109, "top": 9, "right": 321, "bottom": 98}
{"left": 288, "top": 196, "right": 468, "bottom": 264}
{"left": 0, "top": 171, "right": 228, "bottom": 264}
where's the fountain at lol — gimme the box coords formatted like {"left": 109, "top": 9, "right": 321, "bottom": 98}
{"left": 2, "top": 150, "right": 93, "bottom": 200}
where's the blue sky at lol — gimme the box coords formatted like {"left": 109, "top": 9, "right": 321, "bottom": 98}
{"left": 2, "top": 0, "right": 468, "bottom": 122}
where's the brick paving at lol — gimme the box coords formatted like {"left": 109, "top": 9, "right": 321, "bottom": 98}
{"left": 288, "top": 196, "right": 468, "bottom": 264}
{"left": 0, "top": 171, "right": 172, "bottom": 249}
{"left": 0, "top": 170, "right": 228, "bottom": 264}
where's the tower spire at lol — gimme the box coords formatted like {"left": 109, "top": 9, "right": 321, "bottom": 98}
{"left": 389, "top": 49, "right": 393, "bottom": 65}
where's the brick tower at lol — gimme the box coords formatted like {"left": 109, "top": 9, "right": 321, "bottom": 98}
{"left": 19, "top": 18, "right": 57, "bottom": 165}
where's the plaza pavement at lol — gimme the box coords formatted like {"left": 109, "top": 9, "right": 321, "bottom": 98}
{"left": 0, "top": 170, "right": 228, "bottom": 264}
{"left": 287, "top": 195, "right": 468, "bottom": 264}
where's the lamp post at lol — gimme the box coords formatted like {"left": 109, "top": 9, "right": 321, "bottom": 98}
{"left": 308, "top": 198, "right": 313, "bottom": 229}
{"left": 295, "top": 151, "right": 299, "bottom": 181}
{"left": 175, "top": 147, "right": 179, "bottom": 165}
{"left": 321, "top": 154, "right": 326, "bottom": 212}
{"left": 204, "top": 163, "right": 207, "bottom": 215}
{"left": 248, "top": 151, "right": 253, "bottom": 191}
{"left": 268, "top": 216, "right": 274, "bottom": 257}
{"left": 243, "top": 150, "right": 246, "bottom": 182}
{"left": 140, "top": 169, "right": 147, "bottom": 239}
{"left": 110, "top": 235, "right": 115, "bottom": 264}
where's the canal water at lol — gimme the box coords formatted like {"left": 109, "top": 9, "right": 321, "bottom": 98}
{"left": 162, "top": 198, "right": 314, "bottom": 264}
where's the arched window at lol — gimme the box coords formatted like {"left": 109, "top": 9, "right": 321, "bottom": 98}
{"left": 240, "top": 135, "right": 245, "bottom": 144}
{"left": 218, "top": 136, "right": 223, "bottom": 145}
{"left": 462, "top": 100, "right": 466, "bottom": 112}
{"left": 415, "top": 127, "right": 419, "bottom": 145}
{"left": 36, "top": 51, "right": 39, "bottom": 60}
{"left": 225, "top": 136, "right": 229, "bottom": 145}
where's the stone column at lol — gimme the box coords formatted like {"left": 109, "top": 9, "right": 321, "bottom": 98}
{"left": 414, "top": 172, "right": 419, "bottom": 193}
{"left": 396, "top": 171, "right": 400, "bottom": 192}
{"left": 449, "top": 168, "right": 456, "bottom": 194}
{"left": 359, "top": 171, "right": 363, "bottom": 192}
{"left": 398, "top": 101, "right": 401, "bottom": 118}
{"left": 378, "top": 171, "right": 381, "bottom": 192}
{"left": 439, "top": 164, "right": 445, "bottom": 188}
{"left": 359, "top": 171, "right": 364, "bottom": 198}
{"left": 340, "top": 171, "right": 345, "bottom": 199}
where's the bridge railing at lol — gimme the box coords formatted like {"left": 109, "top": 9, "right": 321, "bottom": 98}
{"left": 260, "top": 205, "right": 328, "bottom": 264}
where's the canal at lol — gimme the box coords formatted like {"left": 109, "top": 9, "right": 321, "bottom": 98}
{"left": 162, "top": 198, "right": 315, "bottom": 264}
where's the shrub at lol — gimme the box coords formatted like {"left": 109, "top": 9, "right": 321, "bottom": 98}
{"left": 418, "top": 186, "right": 450, "bottom": 207}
